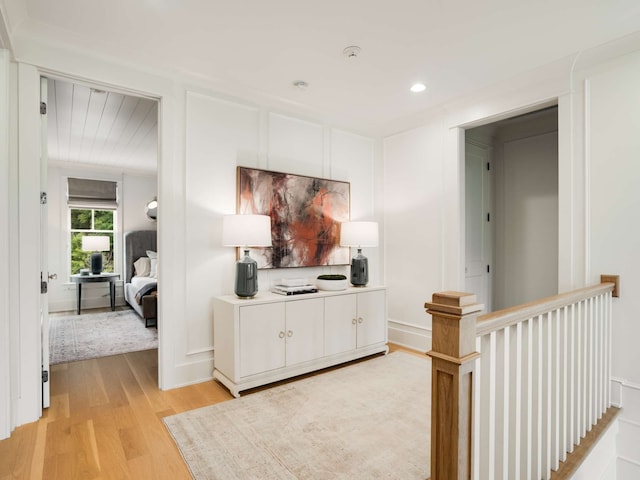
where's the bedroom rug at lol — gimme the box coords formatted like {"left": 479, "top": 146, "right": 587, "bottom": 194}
{"left": 49, "top": 309, "right": 158, "bottom": 364}
{"left": 164, "top": 351, "right": 431, "bottom": 479}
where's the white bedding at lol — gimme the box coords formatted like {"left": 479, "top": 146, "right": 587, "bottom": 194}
{"left": 125, "top": 275, "right": 157, "bottom": 318}
{"left": 130, "top": 275, "right": 156, "bottom": 290}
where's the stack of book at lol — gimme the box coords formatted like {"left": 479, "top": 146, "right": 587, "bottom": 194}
{"left": 271, "top": 278, "right": 318, "bottom": 296}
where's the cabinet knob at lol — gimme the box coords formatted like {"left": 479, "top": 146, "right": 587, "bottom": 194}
{"left": 287, "top": 330, "right": 293, "bottom": 337}
{"left": 352, "top": 318, "right": 357, "bottom": 325}
{"left": 357, "top": 317, "right": 364, "bottom": 324}
{"left": 278, "top": 331, "right": 285, "bottom": 339}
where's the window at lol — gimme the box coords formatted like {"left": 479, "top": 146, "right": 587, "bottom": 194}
{"left": 69, "top": 209, "right": 116, "bottom": 274}
{"left": 67, "top": 178, "right": 118, "bottom": 275}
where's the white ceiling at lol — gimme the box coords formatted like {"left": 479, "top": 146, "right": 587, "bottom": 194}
{"left": 3, "top": 0, "right": 640, "bottom": 142}
{"left": 46, "top": 78, "right": 158, "bottom": 173}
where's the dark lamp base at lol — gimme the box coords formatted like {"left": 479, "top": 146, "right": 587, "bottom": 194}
{"left": 235, "top": 250, "right": 258, "bottom": 298}
{"left": 350, "top": 250, "right": 369, "bottom": 286}
{"left": 90, "top": 252, "right": 103, "bottom": 275}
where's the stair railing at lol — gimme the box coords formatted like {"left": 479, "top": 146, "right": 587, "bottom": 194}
{"left": 425, "top": 275, "right": 618, "bottom": 480}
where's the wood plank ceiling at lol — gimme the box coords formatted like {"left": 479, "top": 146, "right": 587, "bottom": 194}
{"left": 46, "top": 78, "right": 158, "bottom": 173}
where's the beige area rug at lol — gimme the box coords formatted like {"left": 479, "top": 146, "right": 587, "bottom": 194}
{"left": 49, "top": 309, "right": 158, "bottom": 364}
{"left": 164, "top": 351, "right": 431, "bottom": 479}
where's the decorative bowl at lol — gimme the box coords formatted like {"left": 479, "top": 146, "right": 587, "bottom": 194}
{"left": 316, "top": 278, "right": 348, "bottom": 291}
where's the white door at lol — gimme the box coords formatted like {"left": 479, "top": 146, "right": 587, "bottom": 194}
{"left": 324, "top": 294, "right": 357, "bottom": 356}
{"left": 285, "top": 298, "right": 324, "bottom": 366}
{"left": 355, "top": 290, "right": 386, "bottom": 348}
{"left": 239, "top": 303, "right": 285, "bottom": 377}
{"left": 40, "top": 77, "right": 50, "bottom": 409}
{"left": 465, "top": 141, "right": 492, "bottom": 312}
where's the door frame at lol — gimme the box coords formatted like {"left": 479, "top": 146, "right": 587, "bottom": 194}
{"left": 41, "top": 70, "right": 162, "bottom": 367}
{"left": 14, "top": 63, "right": 164, "bottom": 426}
{"left": 40, "top": 76, "right": 50, "bottom": 409}
{"left": 0, "top": 50, "right": 11, "bottom": 440}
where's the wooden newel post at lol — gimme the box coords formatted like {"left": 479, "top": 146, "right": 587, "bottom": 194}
{"left": 425, "top": 292, "right": 483, "bottom": 480}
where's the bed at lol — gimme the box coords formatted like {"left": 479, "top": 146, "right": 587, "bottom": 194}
{"left": 123, "top": 230, "right": 157, "bottom": 327}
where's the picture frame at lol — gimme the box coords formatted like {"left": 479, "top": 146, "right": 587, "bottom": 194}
{"left": 237, "top": 166, "right": 350, "bottom": 268}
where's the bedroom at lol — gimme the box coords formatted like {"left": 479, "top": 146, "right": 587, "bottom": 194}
{"left": 44, "top": 77, "right": 160, "bottom": 364}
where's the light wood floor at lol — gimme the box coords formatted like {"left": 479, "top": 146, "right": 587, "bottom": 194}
{"left": 0, "top": 344, "right": 419, "bottom": 479}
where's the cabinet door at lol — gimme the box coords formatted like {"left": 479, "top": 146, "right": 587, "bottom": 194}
{"left": 239, "top": 303, "right": 285, "bottom": 377}
{"left": 285, "top": 298, "right": 324, "bottom": 366}
{"left": 356, "top": 290, "right": 387, "bottom": 348}
{"left": 324, "top": 294, "right": 357, "bottom": 356}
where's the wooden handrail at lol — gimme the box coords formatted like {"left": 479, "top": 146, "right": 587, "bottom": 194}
{"left": 476, "top": 280, "right": 616, "bottom": 337}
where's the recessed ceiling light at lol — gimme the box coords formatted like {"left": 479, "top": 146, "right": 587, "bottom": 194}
{"left": 410, "top": 83, "right": 427, "bottom": 93}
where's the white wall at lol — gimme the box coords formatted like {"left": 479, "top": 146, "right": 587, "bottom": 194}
{"left": 383, "top": 121, "right": 444, "bottom": 350}
{"left": 46, "top": 164, "right": 157, "bottom": 313}
{"left": 490, "top": 110, "right": 559, "bottom": 310}
{"left": 495, "top": 131, "right": 558, "bottom": 309}
{"left": 585, "top": 49, "right": 640, "bottom": 479}
{"left": 181, "top": 91, "right": 381, "bottom": 385}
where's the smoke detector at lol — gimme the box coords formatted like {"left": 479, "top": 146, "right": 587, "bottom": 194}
{"left": 343, "top": 46, "right": 361, "bottom": 60}
{"left": 293, "top": 80, "right": 309, "bottom": 90}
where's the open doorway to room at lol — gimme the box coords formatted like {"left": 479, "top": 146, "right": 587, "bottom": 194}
{"left": 464, "top": 106, "right": 558, "bottom": 312}
{"left": 43, "top": 76, "right": 160, "bottom": 367}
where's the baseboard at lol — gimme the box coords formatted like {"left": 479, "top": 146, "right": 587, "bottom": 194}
{"left": 561, "top": 414, "right": 618, "bottom": 480}
{"left": 611, "top": 378, "right": 640, "bottom": 478}
{"left": 171, "top": 354, "right": 215, "bottom": 389}
{"left": 49, "top": 297, "right": 126, "bottom": 313}
{"left": 617, "top": 418, "right": 640, "bottom": 469}
{"left": 48, "top": 281, "right": 125, "bottom": 313}
{"left": 551, "top": 407, "right": 620, "bottom": 480}
{"left": 387, "top": 319, "right": 431, "bottom": 352}
{"left": 617, "top": 456, "right": 640, "bottom": 480}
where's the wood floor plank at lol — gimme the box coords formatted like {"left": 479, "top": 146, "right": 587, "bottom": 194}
{"left": 28, "top": 420, "right": 47, "bottom": 480}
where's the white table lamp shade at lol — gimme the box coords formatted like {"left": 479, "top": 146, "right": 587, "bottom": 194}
{"left": 222, "top": 214, "right": 272, "bottom": 247}
{"left": 81, "top": 235, "right": 110, "bottom": 252}
{"left": 340, "top": 221, "right": 379, "bottom": 247}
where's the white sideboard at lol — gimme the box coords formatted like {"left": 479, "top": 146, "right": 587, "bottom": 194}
{"left": 212, "top": 286, "right": 388, "bottom": 397}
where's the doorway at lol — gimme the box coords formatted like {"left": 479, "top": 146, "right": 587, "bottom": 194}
{"left": 465, "top": 106, "right": 559, "bottom": 311}
{"left": 42, "top": 76, "right": 159, "bottom": 374}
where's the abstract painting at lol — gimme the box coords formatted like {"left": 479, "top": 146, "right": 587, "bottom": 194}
{"left": 237, "top": 167, "right": 350, "bottom": 268}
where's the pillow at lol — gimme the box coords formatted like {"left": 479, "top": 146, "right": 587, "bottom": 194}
{"left": 133, "top": 257, "right": 151, "bottom": 277}
{"left": 147, "top": 250, "right": 158, "bottom": 278}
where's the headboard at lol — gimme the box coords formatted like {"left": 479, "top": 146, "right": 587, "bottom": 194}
{"left": 123, "top": 230, "right": 157, "bottom": 283}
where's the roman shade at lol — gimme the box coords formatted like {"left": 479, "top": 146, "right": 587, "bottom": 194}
{"left": 67, "top": 178, "right": 118, "bottom": 208}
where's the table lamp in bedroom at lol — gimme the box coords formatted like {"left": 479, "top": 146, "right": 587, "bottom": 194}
{"left": 82, "top": 235, "right": 110, "bottom": 274}
{"left": 222, "top": 214, "right": 272, "bottom": 298}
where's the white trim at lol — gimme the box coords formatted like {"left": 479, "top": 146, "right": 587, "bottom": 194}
{"left": 388, "top": 319, "right": 432, "bottom": 352}
{"left": 583, "top": 78, "right": 592, "bottom": 283}
{"left": 0, "top": 49, "right": 11, "bottom": 440}
{"left": 611, "top": 377, "right": 640, "bottom": 391}
{"left": 618, "top": 456, "right": 640, "bottom": 468}
{"left": 16, "top": 62, "right": 42, "bottom": 425}
{"left": 186, "top": 346, "right": 215, "bottom": 356}
{"left": 618, "top": 417, "right": 640, "bottom": 429}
